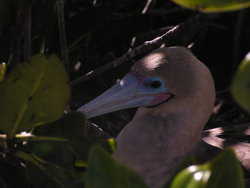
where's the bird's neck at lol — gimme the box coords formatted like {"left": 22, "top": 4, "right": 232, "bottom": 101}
{"left": 113, "top": 97, "right": 213, "bottom": 188}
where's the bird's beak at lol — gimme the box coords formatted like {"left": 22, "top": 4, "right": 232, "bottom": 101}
{"left": 77, "top": 73, "right": 171, "bottom": 119}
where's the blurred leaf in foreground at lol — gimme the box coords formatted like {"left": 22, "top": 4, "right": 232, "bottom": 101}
{"left": 85, "top": 145, "right": 148, "bottom": 188}
{"left": 0, "top": 54, "right": 70, "bottom": 137}
{"left": 231, "top": 51, "right": 250, "bottom": 113}
{"left": 172, "top": 0, "right": 250, "bottom": 12}
{"left": 23, "top": 156, "right": 85, "bottom": 188}
{"left": 30, "top": 112, "right": 92, "bottom": 168}
{"left": 170, "top": 148, "right": 244, "bottom": 188}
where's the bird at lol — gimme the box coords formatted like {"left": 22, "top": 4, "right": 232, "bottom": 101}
{"left": 77, "top": 46, "right": 245, "bottom": 187}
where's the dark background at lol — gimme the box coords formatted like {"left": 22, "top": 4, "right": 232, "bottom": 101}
{"left": 1, "top": 0, "right": 250, "bottom": 136}
{"left": 66, "top": 0, "right": 250, "bottom": 136}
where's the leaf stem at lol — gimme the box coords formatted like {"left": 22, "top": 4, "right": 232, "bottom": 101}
{"left": 9, "top": 102, "right": 28, "bottom": 139}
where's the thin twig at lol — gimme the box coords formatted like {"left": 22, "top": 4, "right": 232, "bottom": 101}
{"left": 10, "top": 9, "right": 23, "bottom": 68}
{"left": 142, "top": 0, "right": 154, "bottom": 14}
{"left": 71, "top": 14, "right": 207, "bottom": 86}
{"left": 23, "top": 0, "right": 32, "bottom": 61}
{"left": 57, "top": 0, "right": 69, "bottom": 69}
{"left": 9, "top": 0, "right": 32, "bottom": 69}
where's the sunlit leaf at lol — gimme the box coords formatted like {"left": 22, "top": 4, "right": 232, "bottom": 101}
{"left": 0, "top": 62, "right": 6, "bottom": 81}
{"left": 171, "top": 0, "right": 250, "bottom": 12}
{"left": 170, "top": 149, "right": 244, "bottom": 188}
{"left": 231, "top": 51, "right": 250, "bottom": 113}
{"left": 106, "top": 138, "right": 116, "bottom": 153}
{"left": 85, "top": 145, "right": 148, "bottom": 188}
{"left": 0, "top": 54, "right": 70, "bottom": 137}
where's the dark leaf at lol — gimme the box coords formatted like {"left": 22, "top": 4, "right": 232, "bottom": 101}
{"left": 85, "top": 145, "right": 148, "bottom": 188}
{"left": 170, "top": 148, "right": 244, "bottom": 188}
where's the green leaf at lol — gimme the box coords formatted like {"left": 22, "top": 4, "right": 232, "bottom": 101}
{"left": 171, "top": 0, "right": 250, "bottom": 12}
{"left": 0, "top": 62, "right": 6, "bottom": 81}
{"left": 207, "top": 149, "right": 244, "bottom": 188}
{"left": 231, "top": 52, "right": 250, "bottom": 113}
{"left": 15, "top": 151, "right": 47, "bottom": 172}
{"left": 170, "top": 149, "right": 244, "bottom": 188}
{"left": 0, "top": 54, "right": 70, "bottom": 137}
{"left": 29, "top": 112, "right": 92, "bottom": 168}
{"left": 25, "top": 161, "right": 64, "bottom": 188}
{"left": 85, "top": 145, "right": 148, "bottom": 188}
{"left": 25, "top": 158, "right": 84, "bottom": 188}
{"left": 16, "top": 150, "right": 86, "bottom": 188}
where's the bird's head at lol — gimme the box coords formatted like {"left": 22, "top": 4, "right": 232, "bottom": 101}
{"left": 78, "top": 47, "right": 215, "bottom": 119}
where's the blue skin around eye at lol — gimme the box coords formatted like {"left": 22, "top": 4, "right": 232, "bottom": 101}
{"left": 143, "top": 77, "right": 168, "bottom": 93}
{"left": 123, "top": 73, "right": 168, "bottom": 95}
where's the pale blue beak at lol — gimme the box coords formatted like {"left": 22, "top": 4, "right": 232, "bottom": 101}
{"left": 78, "top": 73, "right": 171, "bottom": 119}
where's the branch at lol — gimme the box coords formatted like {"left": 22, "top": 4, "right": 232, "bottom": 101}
{"left": 57, "top": 0, "right": 69, "bottom": 70}
{"left": 9, "top": 0, "right": 32, "bottom": 69}
{"left": 142, "top": 0, "right": 154, "bottom": 14}
{"left": 71, "top": 14, "right": 207, "bottom": 86}
{"left": 23, "top": 0, "right": 32, "bottom": 61}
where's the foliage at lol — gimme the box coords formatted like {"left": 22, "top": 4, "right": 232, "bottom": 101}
{"left": 170, "top": 149, "right": 244, "bottom": 188}
{"left": 231, "top": 52, "right": 250, "bottom": 112}
{"left": 85, "top": 145, "right": 147, "bottom": 188}
{"left": 0, "top": 54, "right": 70, "bottom": 138}
{"left": 171, "top": 0, "right": 250, "bottom": 12}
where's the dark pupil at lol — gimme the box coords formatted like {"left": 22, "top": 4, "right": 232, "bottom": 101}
{"left": 150, "top": 80, "right": 162, "bottom": 88}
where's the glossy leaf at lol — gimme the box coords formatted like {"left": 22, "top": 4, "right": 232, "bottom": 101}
{"left": 170, "top": 149, "right": 244, "bottom": 188}
{"left": 85, "top": 145, "right": 148, "bottom": 188}
{"left": 231, "top": 52, "right": 250, "bottom": 112}
{"left": 172, "top": 0, "right": 250, "bottom": 12}
{"left": 0, "top": 54, "right": 70, "bottom": 137}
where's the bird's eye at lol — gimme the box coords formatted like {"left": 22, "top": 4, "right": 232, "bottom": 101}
{"left": 149, "top": 80, "right": 162, "bottom": 88}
